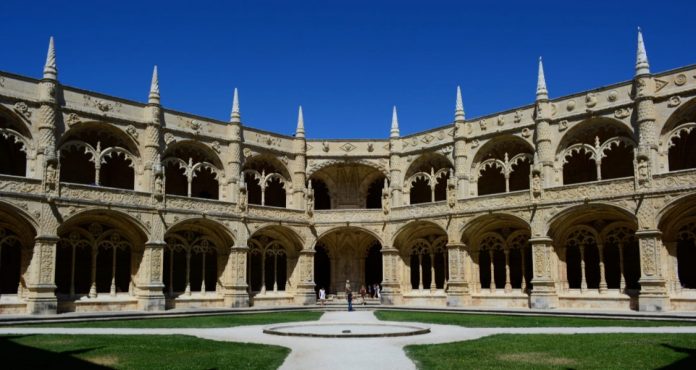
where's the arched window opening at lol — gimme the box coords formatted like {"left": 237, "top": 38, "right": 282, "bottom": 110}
{"left": 243, "top": 156, "right": 290, "bottom": 208}
{"left": 191, "top": 167, "right": 219, "bottom": 200}
{"left": 164, "top": 230, "right": 221, "bottom": 296}
{"left": 509, "top": 158, "right": 531, "bottom": 192}
{"left": 0, "top": 135, "right": 26, "bottom": 177}
{"left": 677, "top": 222, "right": 696, "bottom": 289}
{"left": 409, "top": 177, "right": 431, "bottom": 204}
{"left": 366, "top": 177, "right": 385, "bottom": 209}
{"left": 601, "top": 141, "right": 634, "bottom": 180}
{"left": 407, "top": 237, "right": 447, "bottom": 291}
{"left": 404, "top": 153, "right": 453, "bottom": 204}
{"left": 100, "top": 152, "right": 134, "bottom": 190}
{"left": 265, "top": 177, "right": 286, "bottom": 207}
{"left": 434, "top": 171, "right": 448, "bottom": 201}
{"left": 0, "top": 227, "right": 22, "bottom": 294}
{"left": 60, "top": 146, "right": 95, "bottom": 185}
{"left": 313, "top": 179, "right": 331, "bottom": 210}
{"left": 563, "top": 150, "right": 596, "bottom": 185}
{"left": 365, "top": 243, "right": 383, "bottom": 288}
{"left": 478, "top": 165, "right": 505, "bottom": 196}
{"left": 246, "top": 173, "right": 262, "bottom": 205}
{"left": 668, "top": 125, "right": 696, "bottom": 171}
{"left": 56, "top": 223, "right": 134, "bottom": 298}
{"left": 314, "top": 243, "right": 331, "bottom": 296}
{"left": 163, "top": 142, "right": 222, "bottom": 200}
{"left": 249, "top": 240, "right": 289, "bottom": 294}
{"left": 165, "top": 162, "right": 188, "bottom": 196}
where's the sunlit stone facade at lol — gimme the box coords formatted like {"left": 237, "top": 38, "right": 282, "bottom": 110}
{"left": 1, "top": 32, "right": 695, "bottom": 315}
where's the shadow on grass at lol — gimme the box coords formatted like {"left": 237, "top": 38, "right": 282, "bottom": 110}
{"left": 659, "top": 343, "right": 696, "bottom": 369}
{"left": 0, "top": 335, "right": 110, "bottom": 369}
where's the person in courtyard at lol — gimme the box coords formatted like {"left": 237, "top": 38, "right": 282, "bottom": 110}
{"left": 347, "top": 289, "right": 353, "bottom": 311}
{"left": 319, "top": 287, "right": 326, "bottom": 307}
{"left": 360, "top": 285, "right": 367, "bottom": 305}
{"left": 375, "top": 283, "right": 381, "bottom": 299}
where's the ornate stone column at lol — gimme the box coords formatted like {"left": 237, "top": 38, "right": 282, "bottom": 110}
{"left": 292, "top": 107, "right": 307, "bottom": 210}
{"left": 294, "top": 249, "right": 317, "bottom": 305}
{"left": 445, "top": 242, "right": 470, "bottom": 306}
{"left": 636, "top": 230, "right": 669, "bottom": 311}
{"left": 453, "top": 87, "right": 469, "bottom": 199}
{"left": 529, "top": 237, "right": 558, "bottom": 309}
{"left": 137, "top": 241, "right": 166, "bottom": 311}
{"left": 25, "top": 234, "right": 59, "bottom": 314}
{"left": 222, "top": 245, "right": 250, "bottom": 307}
{"left": 380, "top": 246, "right": 401, "bottom": 305}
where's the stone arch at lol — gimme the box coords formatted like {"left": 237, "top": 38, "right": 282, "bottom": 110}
{"left": 58, "top": 121, "right": 140, "bottom": 189}
{"left": 309, "top": 163, "right": 385, "bottom": 209}
{"left": 663, "top": 96, "right": 696, "bottom": 135}
{"left": 56, "top": 209, "right": 147, "bottom": 303}
{"left": 393, "top": 221, "right": 448, "bottom": 293}
{"left": 404, "top": 153, "right": 453, "bottom": 205}
{"left": 307, "top": 158, "right": 389, "bottom": 179}
{"left": 248, "top": 225, "right": 303, "bottom": 295}
{"left": 471, "top": 135, "right": 534, "bottom": 196}
{"left": 314, "top": 227, "right": 383, "bottom": 295}
{"left": 163, "top": 140, "right": 223, "bottom": 200}
{"left": 556, "top": 118, "right": 635, "bottom": 184}
{"left": 163, "top": 217, "right": 234, "bottom": 297}
{"left": 461, "top": 213, "right": 531, "bottom": 294}
{"left": 548, "top": 203, "right": 639, "bottom": 296}
{"left": 0, "top": 107, "right": 33, "bottom": 177}
{"left": 657, "top": 192, "right": 696, "bottom": 290}
{"left": 0, "top": 201, "right": 37, "bottom": 296}
{"left": 663, "top": 121, "right": 696, "bottom": 171}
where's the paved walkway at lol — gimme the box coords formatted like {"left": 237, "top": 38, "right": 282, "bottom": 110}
{"left": 3, "top": 311, "right": 696, "bottom": 370}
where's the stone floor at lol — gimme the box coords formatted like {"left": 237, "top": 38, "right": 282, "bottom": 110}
{"left": 3, "top": 310, "right": 696, "bottom": 369}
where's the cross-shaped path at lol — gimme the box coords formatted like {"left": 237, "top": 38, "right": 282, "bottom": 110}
{"left": 3, "top": 311, "right": 696, "bottom": 370}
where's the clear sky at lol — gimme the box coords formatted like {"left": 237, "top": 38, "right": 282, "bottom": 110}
{"left": 1, "top": 0, "right": 695, "bottom": 138}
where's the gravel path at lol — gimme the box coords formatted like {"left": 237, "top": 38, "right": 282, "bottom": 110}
{"left": 3, "top": 311, "right": 696, "bottom": 370}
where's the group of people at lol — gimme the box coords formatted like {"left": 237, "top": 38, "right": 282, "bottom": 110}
{"left": 317, "top": 281, "right": 381, "bottom": 311}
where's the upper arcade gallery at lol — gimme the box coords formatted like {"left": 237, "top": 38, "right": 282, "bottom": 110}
{"left": 0, "top": 30, "right": 695, "bottom": 315}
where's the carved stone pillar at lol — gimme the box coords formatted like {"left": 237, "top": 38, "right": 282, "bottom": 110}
{"left": 445, "top": 242, "right": 470, "bottom": 306}
{"left": 137, "top": 241, "right": 166, "bottom": 311}
{"left": 222, "top": 245, "right": 249, "bottom": 307}
{"left": 25, "top": 236, "right": 58, "bottom": 314}
{"left": 529, "top": 237, "right": 558, "bottom": 309}
{"left": 664, "top": 241, "right": 680, "bottom": 294}
{"left": 380, "top": 246, "right": 401, "bottom": 305}
{"left": 294, "top": 250, "right": 316, "bottom": 305}
{"left": 636, "top": 230, "right": 669, "bottom": 311}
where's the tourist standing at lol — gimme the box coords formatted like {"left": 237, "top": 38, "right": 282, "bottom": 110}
{"left": 347, "top": 290, "right": 353, "bottom": 311}
{"left": 360, "top": 285, "right": 367, "bottom": 305}
{"left": 375, "top": 283, "right": 381, "bottom": 299}
{"left": 319, "top": 287, "right": 326, "bottom": 307}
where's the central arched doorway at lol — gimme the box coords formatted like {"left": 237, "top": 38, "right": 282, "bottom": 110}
{"left": 314, "top": 228, "right": 382, "bottom": 296}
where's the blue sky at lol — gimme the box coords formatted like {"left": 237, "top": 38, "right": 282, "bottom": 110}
{"left": 1, "top": 0, "right": 695, "bottom": 138}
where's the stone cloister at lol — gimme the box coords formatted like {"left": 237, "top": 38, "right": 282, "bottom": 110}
{"left": 0, "top": 31, "right": 696, "bottom": 315}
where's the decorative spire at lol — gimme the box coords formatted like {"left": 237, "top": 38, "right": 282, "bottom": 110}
{"left": 296, "top": 105, "right": 305, "bottom": 138}
{"left": 43, "top": 36, "right": 57, "bottom": 80}
{"left": 390, "top": 106, "right": 400, "bottom": 138}
{"left": 148, "top": 65, "right": 160, "bottom": 105}
{"left": 635, "top": 27, "right": 650, "bottom": 76}
{"left": 536, "top": 56, "right": 548, "bottom": 100}
{"left": 455, "top": 86, "right": 465, "bottom": 122}
{"left": 230, "top": 88, "right": 241, "bottom": 124}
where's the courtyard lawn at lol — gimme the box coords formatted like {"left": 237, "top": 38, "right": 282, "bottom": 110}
{"left": 375, "top": 310, "right": 696, "bottom": 327}
{"left": 0, "top": 334, "right": 288, "bottom": 370}
{"left": 405, "top": 333, "right": 696, "bottom": 369}
{"left": 19, "top": 311, "right": 323, "bottom": 328}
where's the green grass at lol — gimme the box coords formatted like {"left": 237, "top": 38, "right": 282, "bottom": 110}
{"left": 375, "top": 310, "right": 696, "bottom": 327}
{"left": 20, "top": 311, "right": 322, "bottom": 328}
{"left": 405, "top": 333, "right": 696, "bottom": 369}
{"left": 1, "top": 334, "right": 289, "bottom": 370}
